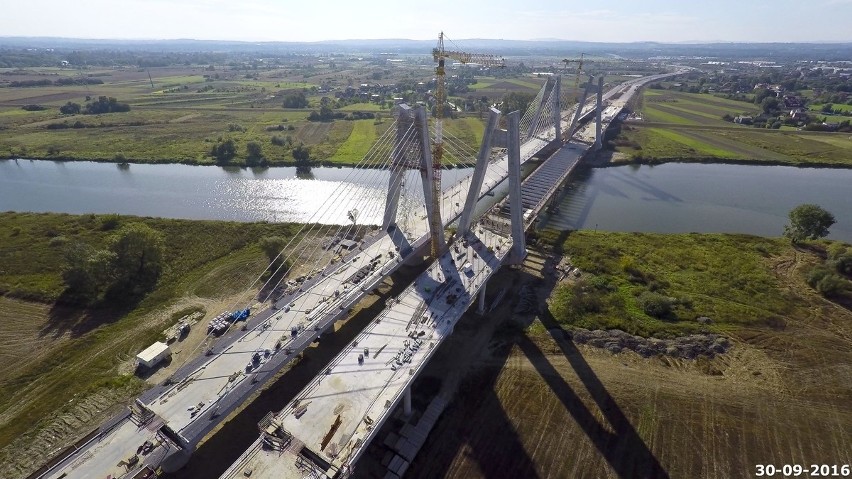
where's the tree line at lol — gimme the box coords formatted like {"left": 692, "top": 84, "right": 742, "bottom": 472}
{"left": 60, "top": 96, "right": 131, "bottom": 115}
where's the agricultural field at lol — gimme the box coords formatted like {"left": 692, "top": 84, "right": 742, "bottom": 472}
{"left": 614, "top": 89, "right": 852, "bottom": 166}
{"left": 0, "top": 64, "right": 487, "bottom": 166}
{"left": 377, "top": 233, "right": 852, "bottom": 478}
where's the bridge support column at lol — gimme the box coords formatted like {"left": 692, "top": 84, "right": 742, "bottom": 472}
{"left": 552, "top": 75, "right": 562, "bottom": 143}
{"left": 458, "top": 108, "right": 501, "bottom": 236}
{"left": 507, "top": 111, "right": 526, "bottom": 265}
{"left": 403, "top": 386, "right": 412, "bottom": 416}
{"left": 383, "top": 104, "right": 414, "bottom": 231}
{"left": 477, "top": 280, "right": 487, "bottom": 314}
{"left": 415, "top": 106, "right": 446, "bottom": 256}
{"left": 567, "top": 75, "right": 593, "bottom": 141}
{"left": 595, "top": 76, "right": 604, "bottom": 151}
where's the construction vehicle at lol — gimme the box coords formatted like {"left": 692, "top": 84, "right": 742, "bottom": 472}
{"left": 431, "top": 32, "right": 504, "bottom": 256}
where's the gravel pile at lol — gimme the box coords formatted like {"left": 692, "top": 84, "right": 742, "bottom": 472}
{"left": 564, "top": 328, "right": 731, "bottom": 359}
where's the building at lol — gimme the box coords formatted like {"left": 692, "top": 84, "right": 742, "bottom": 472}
{"left": 136, "top": 341, "right": 171, "bottom": 369}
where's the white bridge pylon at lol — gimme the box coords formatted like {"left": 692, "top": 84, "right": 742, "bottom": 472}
{"left": 383, "top": 74, "right": 579, "bottom": 259}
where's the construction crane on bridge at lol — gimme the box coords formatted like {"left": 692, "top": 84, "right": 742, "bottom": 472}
{"left": 431, "top": 31, "right": 504, "bottom": 256}
{"left": 562, "top": 53, "right": 586, "bottom": 89}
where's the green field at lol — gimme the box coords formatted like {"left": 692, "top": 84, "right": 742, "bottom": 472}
{"left": 544, "top": 230, "right": 851, "bottom": 338}
{"left": 615, "top": 90, "right": 852, "bottom": 166}
{"left": 332, "top": 119, "right": 382, "bottom": 164}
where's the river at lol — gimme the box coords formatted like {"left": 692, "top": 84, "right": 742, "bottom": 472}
{"left": 0, "top": 159, "right": 474, "bottom": 225}
{"left": 2, "top": 159, "right": 851, "bottom": 242}
{"left": 541, "top": 162, "right": 852, "bottom": 242}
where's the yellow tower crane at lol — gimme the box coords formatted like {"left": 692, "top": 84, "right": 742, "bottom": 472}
{"left": 562, "top": 52, "right": 586, "bottom": 89}
{"left": 431, "top": 31, "right": 504, "bottom": 256}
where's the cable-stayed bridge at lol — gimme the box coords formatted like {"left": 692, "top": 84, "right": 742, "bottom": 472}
{"left": 37, "top": 69, "right": 681, "bottom": 479}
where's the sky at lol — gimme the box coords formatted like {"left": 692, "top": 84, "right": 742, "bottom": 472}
{"left": 3, "top": 0, "right": 852, "bottom": 43}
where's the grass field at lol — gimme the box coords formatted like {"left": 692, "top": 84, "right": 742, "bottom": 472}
{"left": 332, "top": 119, "right": 381, "bottom": 164}
{"left": 614, "top": 90, "right": 852, "bottom": 166}
{"left": 543, "top": 231, "right": 834, "bottom": 337}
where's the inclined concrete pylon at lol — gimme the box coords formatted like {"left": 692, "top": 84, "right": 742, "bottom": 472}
{"left": 594, "top": 75, "right": 604, "bottom": 150}
{"left": 457, "top": 107, "right": 501, "bottom": 236}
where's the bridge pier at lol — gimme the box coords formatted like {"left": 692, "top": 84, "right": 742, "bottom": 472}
{"left": 594, "top": 76, "right": 604, "bottom": 150}
{"left": 506, "top": 110, "right": 526, "bottom": 265}
{"left": 403, "top": 386, "right": 412, "bottom": 417}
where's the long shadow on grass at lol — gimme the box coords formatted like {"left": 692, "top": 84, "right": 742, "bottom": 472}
{"left": 40, "top": 293, "right": 134, "bottom": 339}
{"left": 529, "top": 306, "right": 669, "bottom": 479}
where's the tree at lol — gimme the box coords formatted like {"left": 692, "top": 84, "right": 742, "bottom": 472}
{"left": 638, "top": 291, "right": 674, "bottom": 318}
{"left": 59, "top": 101, "right": 81, "bottom": 115}
{"left": 783, "top": 204, "right": 836, "bottom": 243}
{"left": 500, "top": 91, "right": 536, "bottom": 115}
{"left": 245, "top": 141, "right": 264, "bottom": 167}
{"left": 211, "top": 138, "right": 237, "bottom": 165}
{"left": 61, "top": 242, "right": 116, "bottom": 303}
{"left": 62, "top": 242, "right": 100, "bottom": 301}
{"left": 108, "top": 222, "right": 165, "bottom": 297}
{"left": 761, "top": 96, "right": 779, "bottom": 114}
{"left": 292, "top": 144, "right": 311, "bottom": 166}
{"left": 282, "top": 92, "right": 308, "bottom": 109}
{"left": 259, "top": 236, "right": 290, "bottom": 272}
{"left": 84, "top": 96, "right": 130, "bottom": 114}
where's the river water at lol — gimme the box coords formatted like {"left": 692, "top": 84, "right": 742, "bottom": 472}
{"left": 541, "top": 162, "right": 852, "bottom": 242}
{"left": 2, "top": 159, "right": 851, "bottom": 241}
{"left": 0, "top": 159, "right": 474, "bottom": 225}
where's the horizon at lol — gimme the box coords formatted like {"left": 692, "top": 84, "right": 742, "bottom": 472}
{"left": 3, "top": 0, "right": 852, "bottom": 44}
{"left": 3, "top": 35, "right": 852, "bottom": 46}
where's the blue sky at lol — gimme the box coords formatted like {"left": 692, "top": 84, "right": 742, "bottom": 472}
{"left": 3, "top": 0, "right": 852, "bottom": 42}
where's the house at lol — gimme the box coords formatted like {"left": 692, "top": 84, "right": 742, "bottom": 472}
{"left": 790, "top": 110, "right": 809, "bottom": 121}
{"left": 734, "top": 115, "right": 754, "bottom": 125}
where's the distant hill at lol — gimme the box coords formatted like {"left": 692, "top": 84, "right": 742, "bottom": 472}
{"left": 0, "top": 36, "right": 851, "bottom": 60}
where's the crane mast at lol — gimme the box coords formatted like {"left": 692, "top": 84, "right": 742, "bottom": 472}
{"left": 430, "top": 32, "right": 504, "bottom": 256}
{"left": 562, "top": 53, "right": 586, "bottom": 89}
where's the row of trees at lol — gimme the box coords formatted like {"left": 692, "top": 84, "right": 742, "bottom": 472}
{"left": 10, "top": 78, "right": 103, "bottom": 88}
{"left": 59, "top": 96, "right": 131, "bottom": 115}
{"left": 62, "top": 222, "right": 165, "bottom": 304}
{"left": 210, "top": 138, "right": 311, "bottom": 167}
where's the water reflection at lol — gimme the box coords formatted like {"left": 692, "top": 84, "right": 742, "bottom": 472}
{"left": 0, "top": 160, "right": 471, "bottom": 226}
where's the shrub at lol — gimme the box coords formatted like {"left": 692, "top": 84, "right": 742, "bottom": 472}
{"left": 637, "top": 291, "right": 674, "bottom": 318}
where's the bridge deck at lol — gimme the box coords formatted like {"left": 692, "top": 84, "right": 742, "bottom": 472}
{"left": 221, "top": 228, "right": 511, "bottom": 479}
